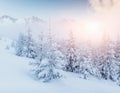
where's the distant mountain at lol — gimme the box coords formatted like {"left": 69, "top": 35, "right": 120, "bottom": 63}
{"left": 24, "top": 16, "right": 46, "bottom": 24}
{"left": 0, "top": 15, "right": 46, "bottom": 24}
{"left": 0, "top": 15, "right": 18, "bottom": 23}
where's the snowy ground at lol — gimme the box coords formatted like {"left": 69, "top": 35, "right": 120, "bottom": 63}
{"left": 0, "top": 38, "right": 120, "bottom": 93}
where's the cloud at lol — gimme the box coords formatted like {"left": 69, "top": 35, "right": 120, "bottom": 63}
{"left": 89, "top": 0, "right": 120, "bottom": 14}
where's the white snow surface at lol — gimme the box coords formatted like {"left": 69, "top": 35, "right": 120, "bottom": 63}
{"left": 0, "top": 38, "right": 120, "bottom": 93}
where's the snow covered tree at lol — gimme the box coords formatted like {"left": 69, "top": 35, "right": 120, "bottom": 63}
{"left": 31, "top": 23, "right": 62, "bottom": 82}
{"left": 92, "top": 47, "right": 103, "bottom": 79}
{"left": 97, "top": 31, "right": 116, "bottom": 80}
{"left": 25, "top": 29, "right": 37, "bottom": 58}
{"left": 31, "top": 30, "right": 47, "bottom": 80}
{"left": 16, "top": 32, "right": 27, "bottom": 56}
{"left": 36, "top": 31, "right": 47, "bottom": 60}
{"left": 97, "top": 44, "right": 112, "bottom": 80}
{"left": 114, "top": 39, "right": 120, "bottom": 85}
{"left": 78, "top": 42, "right": 95, "bottom": 79}
{"left": 42, "top": 27, "right": 62, "bottom": 82}
{"left": 16, "top": 29, "right": 37, "bottom": 58}
{"left": 65, "top": 31, "right": 78, "bottom": 72}
{"left": 78, "top": 49, "right": 89, "bottom": 79}
{"left": 32, "top": 58, "right": 61, "bottom": 82}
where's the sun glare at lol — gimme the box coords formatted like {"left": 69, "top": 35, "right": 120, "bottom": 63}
{"left": 82, "top": 19, "right": 104, "bottom": 44}
{"left": 85, "top": 20, "right": 102, "bottom": 35}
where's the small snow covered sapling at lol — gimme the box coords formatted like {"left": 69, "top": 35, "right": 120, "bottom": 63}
{"left": 33, "top": 58, "right": 61, "bottom": 82}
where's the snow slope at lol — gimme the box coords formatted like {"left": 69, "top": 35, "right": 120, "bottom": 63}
{"left": 0, "top": 38, "right": 120, "bottom": 93}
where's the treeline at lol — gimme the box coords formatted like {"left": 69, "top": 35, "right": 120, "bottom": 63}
{"left": 15, "top": 29, "right": 120, "bottom": 85}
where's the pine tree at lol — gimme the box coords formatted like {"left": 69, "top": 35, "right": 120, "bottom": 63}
{"left": 78, "top": 42, "right": 94, "bottom": 79}
{"left": 16, "top": 32, "right": 27, "bottom": 56}
{"left": 32, "top": 22, "right": 62, "bottom": 82}
{"left": 92, "top": 47, "right": 102, "bottom": 79}
{"left": 43, "top": 25, "right": 62, "bottom": 82}
{"left": 98, "top": 31, "right": 116, "bottom": 80}
{"left": 25, "top": 29, "right": 37, "bottom": 58}
{"left": 99, "top": 42, "right": 114, "bottom": 80}
{"left": 115, "top": 39, "right": 120, "bottom": 85}
{"left": 78, "top": 48, "right": 89, "bottom": 79}
{"left": 16, "top": 29, "right": 37, "bottom": 58}
{"left": 36, "top": 31, "right": 46, "bottom": 61}
{"left": 31, "top": 30, "right": 46, "bottom": 80}
{"left": 65, "top": 31, "right": 78, "bottom": 72}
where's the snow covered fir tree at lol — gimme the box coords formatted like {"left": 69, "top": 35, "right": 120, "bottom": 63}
{"left": 29, "top": 25, "right": 63, "bottom": 82}
{"left": 65, "top": 31, "right": 78, "bottom": 72}
{"left": 16, "top": 28, "right": 37, "bottom": 58}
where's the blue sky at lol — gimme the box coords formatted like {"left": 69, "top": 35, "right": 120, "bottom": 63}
{"left": 0, "top": 0, "right": 89, "bottom": 18}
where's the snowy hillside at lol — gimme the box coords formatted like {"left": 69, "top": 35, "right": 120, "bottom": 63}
{"left": 1, "top": 0, "right": 120, "bottom": 93}
{"left": 0, "top": 38, "right": 120, "bottom": 93}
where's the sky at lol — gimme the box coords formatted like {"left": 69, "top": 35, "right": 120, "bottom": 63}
{"left": 0, "top": 0, "right": 89, "bottom": 19}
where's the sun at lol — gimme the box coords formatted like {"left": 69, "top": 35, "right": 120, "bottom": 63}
{"left": 64, "top": 18, "right": 105, "bottom": 45}
{"left": 85, "top": 20, "right": 102, "bottom": 36}
{"left": 83, "top": 19, "right": 104, "bottom": 44}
